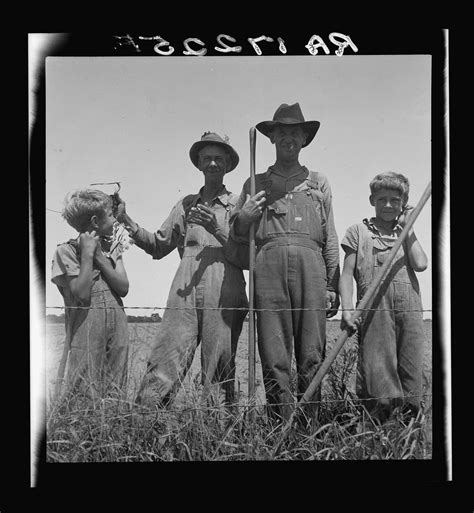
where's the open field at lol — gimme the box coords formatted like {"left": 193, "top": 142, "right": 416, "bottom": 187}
{"left": 45, "top": 320, "right": 432, "bottom": 461}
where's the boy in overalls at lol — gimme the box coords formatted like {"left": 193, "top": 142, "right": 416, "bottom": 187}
{"left": 339, "top": 172, "right": 428, "bottom": 422}
{"left": 51, "top": 189, "right": 130, "bottom": 400}
{"left": 230, "top": 103, "right": 340, "bottom": 426}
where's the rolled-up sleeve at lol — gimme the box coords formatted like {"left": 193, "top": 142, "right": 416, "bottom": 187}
{"left": 319, "top": 175, "right": 340, "bottom": 293}
{"left": 132, "top": 201, "right": 185, "bottom": 260}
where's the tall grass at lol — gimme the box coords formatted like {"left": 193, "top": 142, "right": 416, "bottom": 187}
{"left": 46, "top": 335, "right": 432, "bottom": 462}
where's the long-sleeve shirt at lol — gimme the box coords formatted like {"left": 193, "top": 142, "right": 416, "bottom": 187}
{"left": 130, "top": 185, "right": 248, "bottom": 309}
{"left": 230, "top": 166, "right": 340, "bottom": 292}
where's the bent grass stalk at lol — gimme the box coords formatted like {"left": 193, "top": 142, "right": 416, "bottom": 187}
{"left": 46, "top": 333, "right": 431, "bottom": 462}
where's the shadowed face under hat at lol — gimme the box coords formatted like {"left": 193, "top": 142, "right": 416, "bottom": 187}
{"left": 189, "top": 132, "right": 239, "bottom": 173}
{"left": 256, "top": 103, "right": 320, "bottom": 148}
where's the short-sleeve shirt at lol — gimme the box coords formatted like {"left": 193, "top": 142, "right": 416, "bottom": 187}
{"left": 51, "top": 239, "right": 125, "bottom": 335}
{"left": 341, "top": 218, "right": 418, "bottom": 299}
{"left": 51, "top": 240, "right": 100, "bottom": 304}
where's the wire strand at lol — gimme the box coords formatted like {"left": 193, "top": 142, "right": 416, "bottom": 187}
{"left": 45, "top": 305, "right": 432, "bottom": 313}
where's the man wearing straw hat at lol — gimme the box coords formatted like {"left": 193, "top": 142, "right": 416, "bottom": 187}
{"left": 231, "top": 103, "right": 340, "bottom": 426}
{"left": 116, "top": 132, "right": 248, "bottom": 407}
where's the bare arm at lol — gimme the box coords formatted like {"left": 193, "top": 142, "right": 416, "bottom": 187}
{"left": 68, "top": 231, "right": 99, "bottom": 304}
{"left": 339, "top": 250, "right": 357, "bottom": 333}
{"left": 404, "top": 229, "right": 428, "bottom": 271}
{"left": 94, "top": 251, "right": 129, "bottom": 297}
{"left": 398, "top": 206, "right": 428, "bottom": 272}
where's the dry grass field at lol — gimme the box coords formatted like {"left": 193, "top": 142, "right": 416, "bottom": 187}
{"left": 45, "top": 318, "right": 432, "bottom": 461}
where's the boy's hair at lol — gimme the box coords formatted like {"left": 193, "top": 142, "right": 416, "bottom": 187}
{"left": 62, "top": 188, "right": 113, "bottom": 232}
{"left": 369, "top": 172, "right": 410, "bottom": 204}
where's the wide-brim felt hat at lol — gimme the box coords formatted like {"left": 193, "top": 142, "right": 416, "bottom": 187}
{"left": 189, "top": 132, "right": 239, "bottom": 173}
{"left": 256, "top": 103, "right": 320, "bottom": 148}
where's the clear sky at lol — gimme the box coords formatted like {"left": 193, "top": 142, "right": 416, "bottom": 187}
{"left": 45, "top": 54, "right": 432, "bottom": 318}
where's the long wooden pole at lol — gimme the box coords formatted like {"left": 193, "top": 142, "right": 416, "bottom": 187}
{"left": 248, "top": 127, "right": 257, "bottom": 404}
{"left": 276, "top": 181, "right": 432, "bottom": 446}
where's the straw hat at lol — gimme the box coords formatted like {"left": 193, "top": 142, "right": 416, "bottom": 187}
{"left": 189, "top": 132, "right": 239, "bottom": 173}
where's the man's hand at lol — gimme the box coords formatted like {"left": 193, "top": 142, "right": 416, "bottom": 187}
{"left": 325, "top": 291, "right": 340, "bottom": 319}
{"left": 187, "top": 203, "right": 219, "bottom": 234}
{"left": 114, "top": 193, "right": 138, "bottom": 235}
{"left": 114, "top": 193, "right": 127, "bottom": 224}
{"left": 240, "top": 190, "right": 266, "bottom": 224}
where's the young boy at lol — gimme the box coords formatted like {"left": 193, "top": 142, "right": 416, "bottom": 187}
{"left": 339, "top": 172, "right": 428, "bottom": 422}
{"left": 51, "top": 189, "right": 130, "bottom": 400}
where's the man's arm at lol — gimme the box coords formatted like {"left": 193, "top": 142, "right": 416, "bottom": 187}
{"left": 230, "top": 179, "right": 266, "bottom": 239}
{"left": 319, "top": 176, "right": 340, "bottom": 293}
{"left": 116, "top": 195, "right": 183, "bottom": 260}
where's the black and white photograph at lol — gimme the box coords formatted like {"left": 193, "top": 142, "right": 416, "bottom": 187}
{"left": 28, "top": 30, "right": 453, "bottom": 493}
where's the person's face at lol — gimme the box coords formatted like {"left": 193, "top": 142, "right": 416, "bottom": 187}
{"left": 95, "top": 205, "right": 117, "bottom": 236}
{"left": 370, "top": 188, "right": 405, "bottom": 223}
{"left": 198, "top": 145, "right": 229, "bottom": 181}
{"left": 270, "top": 125, "right": 307, "bottom": 160}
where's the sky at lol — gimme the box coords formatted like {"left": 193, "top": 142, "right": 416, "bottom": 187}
{"left": 44, "top": 54, "right": 432, "bottom": 319}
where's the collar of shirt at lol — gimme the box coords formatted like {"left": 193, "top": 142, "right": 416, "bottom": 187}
{"left": 267, "top": 165, "right": 309, "bottom": 180}
{"left": 195, "top": 184, "right": 231, "bottom": 207}
{"left": 363, "top": 217, "right": 403, "bottom": 237}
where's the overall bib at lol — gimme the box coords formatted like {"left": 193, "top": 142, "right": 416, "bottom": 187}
{"left": 254, "top": 173, "right": 327, "bottom": 422}
{"left": 356, "top": 232, "right": 425, "bottom": 418}
{"left": 136, "top": 195, "right": 248, "bottom": 406}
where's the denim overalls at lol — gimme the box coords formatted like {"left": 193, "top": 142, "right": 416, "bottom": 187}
{"left": 134, "top": 187, "right": 248, "bottom": 406}
{"left": 251, "top": 169, "right": 330, "bottom": 421}
{"left": 345, "top": 220, "right": 426, "bottom": 416}
{"left": 52, "top": 241, "right": 130, "bottom": 399}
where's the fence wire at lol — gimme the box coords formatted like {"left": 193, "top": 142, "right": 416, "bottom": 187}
{"left": 46, "top": 305, "right": 432, "bottom": 313}
{"left": 45, "top": 303, "right": 433, "bottom": 415}
{"left": 127, "top": 393, "right": 433, "bottom": 415}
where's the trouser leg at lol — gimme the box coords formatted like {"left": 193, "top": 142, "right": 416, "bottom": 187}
{"left": 394, "top": 282, "right": 425, "bottom": 414}
{"left": 357, "top": 283, "right": 403, "bottom": 421}
{"left": 136, "top": 304, "right": 199, "bottom": 406}
{"left": 291, "top": 248, "right": 327, "bottom": 426}
{"left": 255, "top": 247, "right": 294, "bottom": 422}
{"left": 104, "top": 308, "right": 130, "bottom": 396}
{"left": 201, "top": 301, "right": 247, "bottom": 406}
{"left": 200, "top": 306, "right": 242, "bottom": 406}
{"left": 66, "top": 309, "right": 107, "bottom": 399}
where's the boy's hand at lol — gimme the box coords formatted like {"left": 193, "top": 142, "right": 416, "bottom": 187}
{"left": 340, "top": 309, "right": 359, "bottom": 335}
{"left": 397, "top": 204, "right": 414, "bottom": 228}
{"left": 79, "top": 231, "right": 99, "bottom": 258}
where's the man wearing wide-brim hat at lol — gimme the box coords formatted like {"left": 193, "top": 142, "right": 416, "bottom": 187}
{"left": 230, "top": 103, "right": 340, "bottom": 427}
{"left": 116, "top": 132, "right": 248, "bottom": 407}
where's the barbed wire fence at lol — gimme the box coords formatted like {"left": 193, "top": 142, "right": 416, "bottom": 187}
{"left": 44, "top": 303, "right": 433, "bottom": 415}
